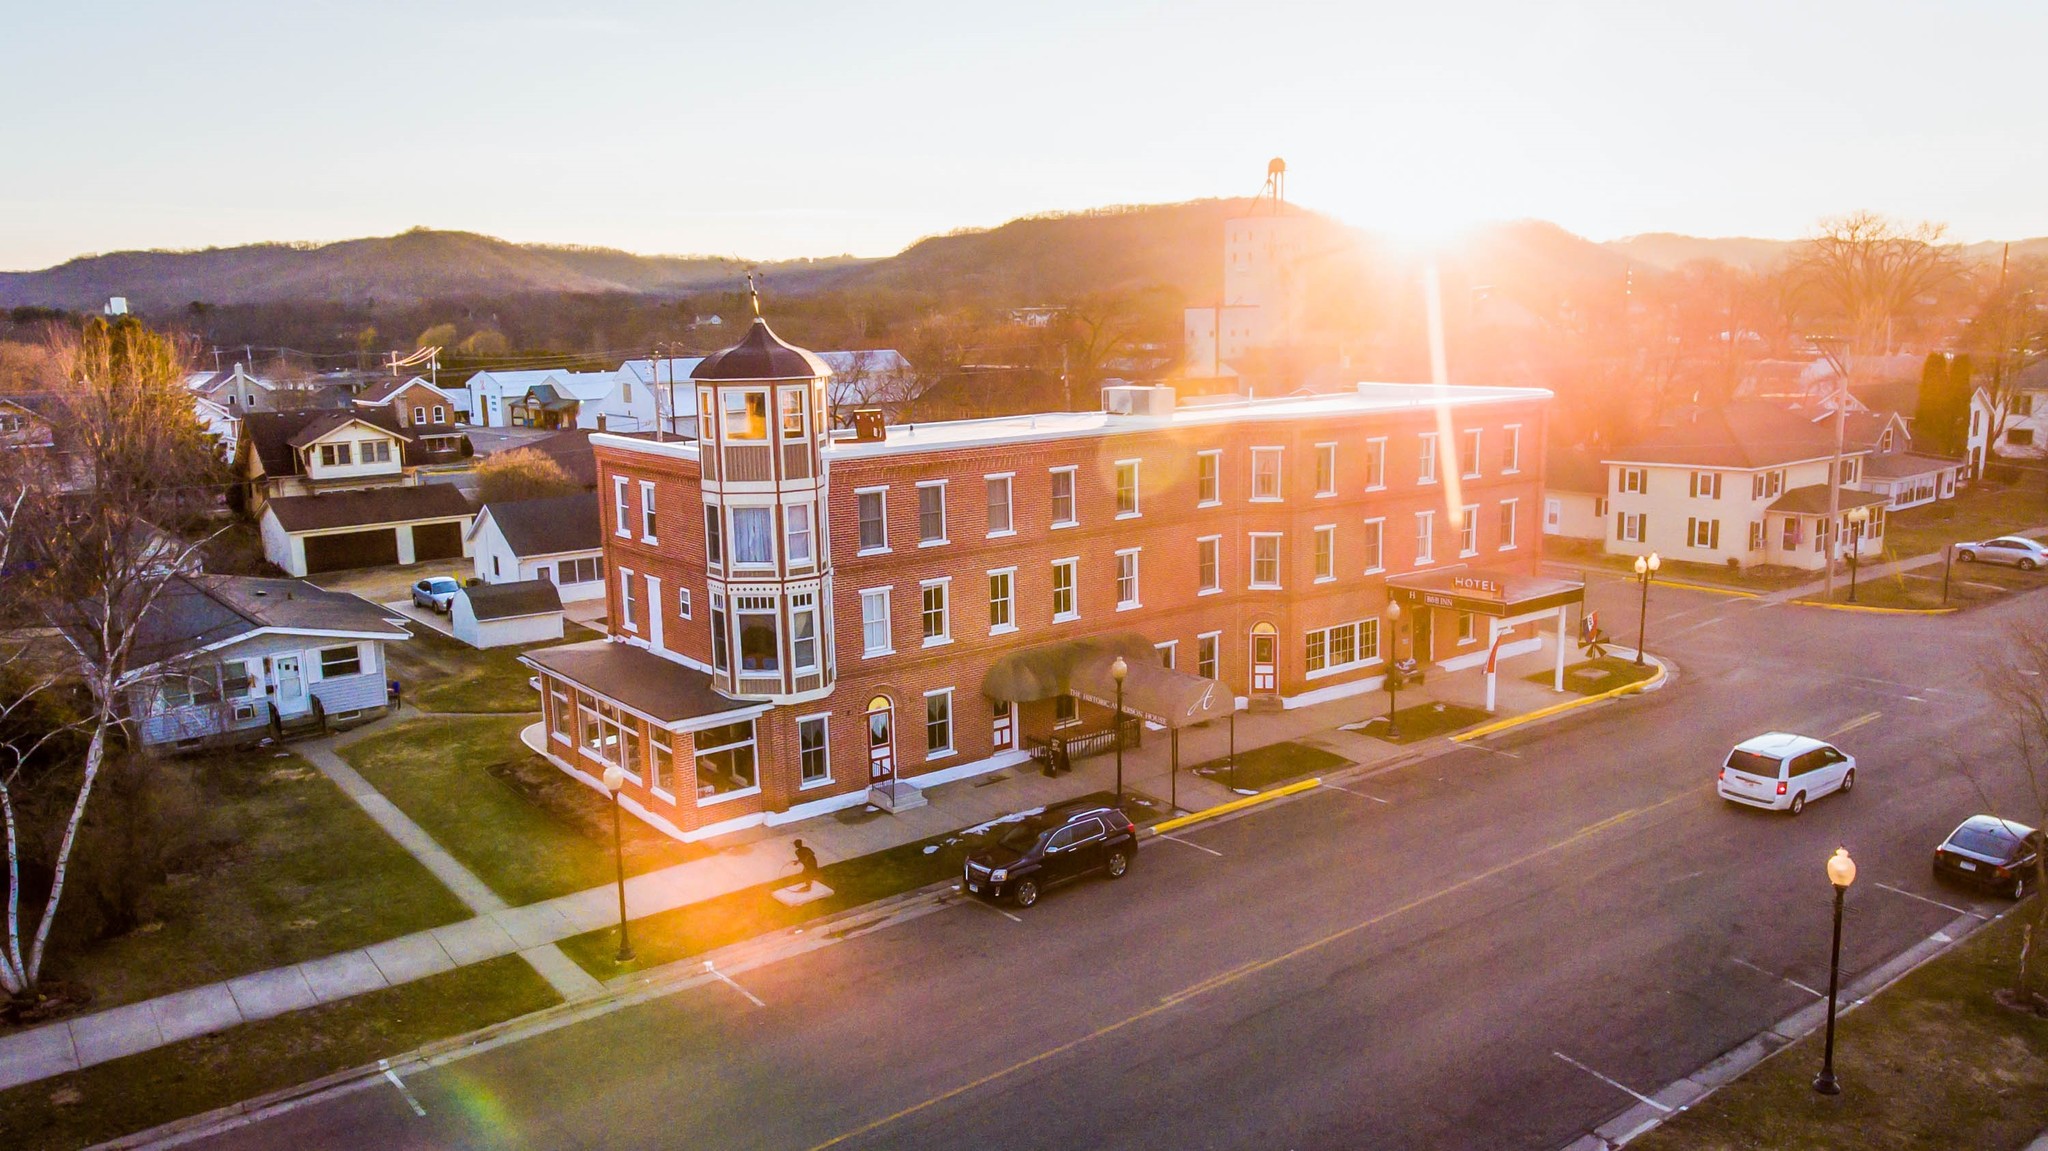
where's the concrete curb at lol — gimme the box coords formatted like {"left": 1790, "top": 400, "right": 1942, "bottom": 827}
{"left": 1648, "top": 579, "right": 1760, "bottom": 598}
{"left": 1560, "top": 905, "right": 2005, "bottom": 1150}
{"left": 1151, "top": 778, "right": 1321, "bottom": 834}
{"left": 1452, "top": 656, "right": 1669, "bottom": 743}
{"left": 1787, "top": 599, "right": 1960, "bottom": 615}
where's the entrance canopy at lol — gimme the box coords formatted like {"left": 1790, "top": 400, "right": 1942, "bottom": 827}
{"left": 1386, "top": 567, "right": 1584, "bottom": 618}
{"left": 982, "top": 633, "right": 1231, "bottom": 729}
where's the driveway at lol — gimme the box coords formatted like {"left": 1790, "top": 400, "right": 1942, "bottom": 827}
{"left": 311, "top": 562, "right": 473, "bottom": 604}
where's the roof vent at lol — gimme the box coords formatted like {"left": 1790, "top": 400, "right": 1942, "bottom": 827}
{"left": 851, "top": 408, "right": 886, "bottom": 442}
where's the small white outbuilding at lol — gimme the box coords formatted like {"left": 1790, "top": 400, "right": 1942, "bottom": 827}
{"left": 451, "top": 580, "right": 563, "bottom": 649}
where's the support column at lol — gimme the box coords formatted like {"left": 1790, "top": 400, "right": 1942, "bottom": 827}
{"left": 1554, "top": 608, "right": 1568, "bottom": 692}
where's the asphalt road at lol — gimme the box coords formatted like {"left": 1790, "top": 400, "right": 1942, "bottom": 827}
{"left": 183, "top": 573, "right": 2044, "bottom": 1151}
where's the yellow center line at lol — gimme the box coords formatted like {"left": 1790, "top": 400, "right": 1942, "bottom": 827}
{"left": 1829, "top": 711, "right": 1882, "bottom": 738}
{"left": 803, "top": 788, "right": 1696, "bottom": 1151}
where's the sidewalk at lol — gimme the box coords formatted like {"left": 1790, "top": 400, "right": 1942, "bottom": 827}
{"left": 0, "top": 628, "right": 1622, "bottom": 1094}
{"left": 1754, "top": 524, "right": 2048, "bottom": 606}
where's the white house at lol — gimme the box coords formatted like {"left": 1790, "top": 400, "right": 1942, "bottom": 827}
{"left": 260, "top": 484, "right": 476, "bottom": 576}
{"left": 1839, "top": 409, "right": 1962, "bottom": 510}
{"left": 467, "top": 492, "right": 605, "bottom": 602}
{"left": 1542, "top": 446, "right": 1608, "bottom": 541}
{"left": 1603, "top": 403, "right": 1884, "bottom": 572}
{"left": 466, "top": 369, "right": 618, "bottom": 429}
{"left": 451, "top": 580, "right": 564, "bottom": 649}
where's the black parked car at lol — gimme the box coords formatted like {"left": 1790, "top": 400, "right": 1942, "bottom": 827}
{"left": 963, "top": 803, "right": 1138, "bottom": 909}
{"left": 1932, "top": 815, "right": 2041, "bottom": 899}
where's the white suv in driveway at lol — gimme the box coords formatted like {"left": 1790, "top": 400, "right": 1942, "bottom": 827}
{"left": 1718, "top": 732, "right": 1856, "bottom": 815}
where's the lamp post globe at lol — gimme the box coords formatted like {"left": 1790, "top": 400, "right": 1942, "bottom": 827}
{"left": 1110, "top": 656, "right": 1129, "bottom": 806}
{"left": 1632, "top": 552, "right": 1660, "bottom": 667}
{"left": 601, "top": 765, "right": 634, "bottom": 963}
{"left": 1814, "top": 846, "right": 1857, "bottom": 1095}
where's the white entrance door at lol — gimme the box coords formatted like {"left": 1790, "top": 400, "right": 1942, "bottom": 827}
{"left": 992, "top": 700, "right": 1014, "bottom": 751}
{"left": 1250, "top": 624, "right": 1277, "bottom": 692}
{"left": 1544, "top": 498, "right": 1562, "bottom": 534}
{"left": 273, "top": 655, "right": 307, "bottom": 715}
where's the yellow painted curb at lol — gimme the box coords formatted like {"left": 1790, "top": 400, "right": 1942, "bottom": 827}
{"left": 1647, "top": 579, "right": 1760, "bottom": 598}
{"left": 1152, "top": 778, "right": 1321, "bottom": 835}
{"left": 1789, "top": 600, "right": 1959, "bottom": 615}
{"left": 1452, "top": 661, "right": 1667, "bottom": 743}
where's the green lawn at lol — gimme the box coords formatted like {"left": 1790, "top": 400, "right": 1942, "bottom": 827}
{"left": 1191, "top": 741, "right": 1352, "bottom": 792}
{"left": 383, "top": 623, "right": 557, "bottom": 714}
{"left": 1632, "top": 908, "right": 2048, "bottom": 1151}
{"left": 23, "top": 750, "right": 470, "bottom": 1028}
{"left": 1877, "top": 481, "right": 2048, "bottom": 564}
{"left": 1525, "top": 656, "right": 1659, "bottom": 696}
{"left": 1797, "top": 559, "right": 2043, "bottom": 610}
{"left": 1545, "top": 539, "right": 1813, "bottom": 592}
{"left": 560, "top": 790, "right": 1143, "bottom": 979}
{"left": 0, "top": 955, "right": 560, "bottom": 1151}
{"left": 1358, "top": 701, "right": 1493, "bottom": 744}
{"left": 340, "top": 715, "right": 706, "bottom": 905}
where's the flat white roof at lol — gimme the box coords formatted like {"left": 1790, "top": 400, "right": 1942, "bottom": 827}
{"left": 590, "top": 382, "right": 1549, "bottom": 465}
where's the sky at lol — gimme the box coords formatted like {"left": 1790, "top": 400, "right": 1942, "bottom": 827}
{"left": 2, "top": 0, "right": 2042, "bottom": 271}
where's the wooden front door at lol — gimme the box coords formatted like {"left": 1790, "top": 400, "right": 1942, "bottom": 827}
{"left": 1250, "top": 624, "right": 1277, "bottom": 692}
{"left": 867, "top": 698, "right": 895, "bottom": 785}
{"left": 992, "top": 699, "right": 1014, "bottom": 751}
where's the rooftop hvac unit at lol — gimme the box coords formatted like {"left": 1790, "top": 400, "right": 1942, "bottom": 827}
{"left": 1101, "top": 385, "right": 1176, "bottom": 417}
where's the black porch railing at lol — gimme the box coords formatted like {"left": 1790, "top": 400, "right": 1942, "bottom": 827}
{"left": 1032, "top": 714, "right": 1143, "bottom": 762}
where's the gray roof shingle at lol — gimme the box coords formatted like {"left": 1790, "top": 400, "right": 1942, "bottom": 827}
{"left": 478, "top": 493, "right": 601, "bottom": 557}
{"left": 265, "top": 484, "right": 474, "bottom": 532}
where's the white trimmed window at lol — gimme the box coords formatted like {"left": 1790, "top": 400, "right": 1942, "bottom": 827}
{"left": 1116, "top": 549, "right": 1141, "bottom": 609}
{"left": 917, "top": 481, "right": 948, "bottom": 545}
{"left": 1156, "top": 640, "right": 1176, "bottom": 669}
{"left": 1461, "top": 429, "right": 1482, "bottom": 479}
{"left": 1502, "top": 425, "right": 1521, "bottom": 473}
{"left": 1749, "top": 521, "right": 1766, "bottom": 550}
{"left": 1251, "top": 448, "right": 1282, "bottom": 500}
{"left": 1458, "top": 613, "right": 1477, "bottom": 644}
{"left": 1460, "top": 505, "right": 1479, "bottom": 556}
{"left": 1618, "top": 467, "right": 1646, "bottom": 494}
{"left": 1620, "top": 512, "right": 1647, "bottom": 543}
{"left": 731, "top": 506, "right": 774, "bottom": 566}
{"left": 1315, "top": 443, "right": 1337, "bottom": 496}
{"left": 857, "top": 488, "right": 888, "bottom": 553}
{"left": 925, "top": 689, "right": 954, "bottom": 757}
{"left": 650, "top": 730, "right": 674, "bottom": 796}
{"left": 790, "top": 591, "right": 819, "bottom": 672}
{"left": 1416, "top": 510, "right": 1435, "bottom": 564}
{"left": 786, "top": 504, "right": 814, "bottom": 564}
{"left": 1250, "top": 533, "right": 1281, "bottom": 589}
{"left": 1690, "top": 471, "right": 1721, "bottom": 499}
{"left": 988, "top": 568, "right": 1016, "bottom": 633}
{"left": 640, "top": 480, "right": 658, "bottom": 541}
{"left": 1499, "top": 500, "right": 1518, "bottom": 550}
{"left": 1051, "top": 558, "right": 1078, "bottom": 620}
{"left": 1314, "top": 525, "right": 1335, "bottom": 580}
{"left": 1303, "top": 619, "right": 1380, "bottom": 677}
{"left": 1418, "top": 433, "right": 1438, "bottom": 484}
{"left": 861, "top": 588, "right": 893, "bottom": 656}
{"left": 1047, "top": 466, "right": 1078, "bottom": 527}
{"left": 318, "top": 644, "right": 362, "bottom": 678}
{"left": 985, "top": 474, "right": 1013, "bottom": 536}
{"left": 1197, "top": 450, "right": 1221, "bottom": 506}
{"left": 1116, "top": 460, "right": 1140, "bottom": 517}
{"left": 798, "top": 716, "right": 830, "bottom": 786}
{"left": 1198, "top": 535, "right": 1221, "bottom": 593}
{"left": 613, "top": 476, "right": 630, "bottom": 536}
{"left": 1688, "top": 517, "right": 1721, "bottom": 549}
{"left": 1362, "top": 518, "right": 1385, "bottom": 573}
{"left": 620, "top": 569, "right": 639, "bottom": 632}
{"left": 678, "top": 587, "right": 692, "bottom": 619}
{"left": 1197, "top": 632, "right": 1220, "bottom": 680}
{"left": 1365, "top": 437, "right": 1387, "bottom": 490}
{"left": 703, "top": 504, "right": 723, "bottom": 566}
{"left": 921, "top": 578, "right": 951, "bottom": 645}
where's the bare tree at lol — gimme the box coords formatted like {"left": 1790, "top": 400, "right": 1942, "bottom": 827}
{"left": 1792, "top": 212, "right": 1959, "bottom": 361}
{"left": 0, "top": 318, "right": 221, "bottom": 997}
{"left": 1967, "top": 254, "right": 2048, "bottom": 453}
{"left": 1976, "top": 622, "right": 2048, "bottom": 1004}
{"left": 474, "top": 447, "right": 580, "bottom": 504}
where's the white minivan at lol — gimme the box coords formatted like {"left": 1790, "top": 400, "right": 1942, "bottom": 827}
{"left": 1717, "top": 732, "right": 1856, "bottom": 815}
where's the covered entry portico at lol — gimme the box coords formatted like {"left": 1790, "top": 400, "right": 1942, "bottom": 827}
{"left": 1385, "top": 568, "right": 1586, "bottom": 707}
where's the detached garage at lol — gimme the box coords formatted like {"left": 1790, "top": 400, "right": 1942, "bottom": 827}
{"left": 452, "top": 580, "right": 564, "bottom": 649}
{"left": 261, "top": 485, "right": 476, "bottom": 577}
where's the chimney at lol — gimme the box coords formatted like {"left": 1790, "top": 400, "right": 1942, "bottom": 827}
{"left": 852, "top": 408, "right": 886, "bottom": 442}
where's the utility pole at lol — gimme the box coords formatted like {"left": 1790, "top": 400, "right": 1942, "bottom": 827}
{"left": 1812, "top": 336, "right": 1852, "bottom": 600}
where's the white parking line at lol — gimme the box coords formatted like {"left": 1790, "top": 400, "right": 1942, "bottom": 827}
{"left": 1828, "top": 710, "right": 1882, "bottom": 738}
{"left": 1552, "top": 1051, "right": 1671, "bottom": 1113}
{"left": 1322, "top": 783, "right": 1391, "bottom": 804}
{"left": 963, "top": 895, "right": 1023, "bottom": 924}
{"left": 1875, "top": 882, "right": 1990, "bottom": 920}
{"left": 703, "top": 960, "right": 768, "bottom": 1007}
{"left": 1729, "top": 956, "right": 1823, "bottom": 999}
{"left": 1157, "top": 833, "right": 1224, "bottom": 857}
{"left": 378, "top": 1059, "right": 427, "bottom": 1117}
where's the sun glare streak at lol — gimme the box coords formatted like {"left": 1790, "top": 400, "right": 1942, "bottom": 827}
{"left": 1423, "top": 263, "right": 1464, "bottom": 529}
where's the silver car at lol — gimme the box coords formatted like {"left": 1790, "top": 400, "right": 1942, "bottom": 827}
{"left": 411, "top": 576, "right": 461, "bottom": 613}
{"left": 1955, "top": 536, "right": 2048, "bottom": 571}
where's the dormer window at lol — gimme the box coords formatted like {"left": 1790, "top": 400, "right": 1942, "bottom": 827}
{"left": 319, "top": 443, "right": 353, "bottom": 467}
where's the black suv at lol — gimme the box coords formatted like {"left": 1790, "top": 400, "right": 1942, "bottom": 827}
{"left": 963, "top": 803, "right": 1138, "bottom": 909}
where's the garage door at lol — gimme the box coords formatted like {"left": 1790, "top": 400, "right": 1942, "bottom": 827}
{"left": 303, "top": 529, "right": 399, "bottom": 573}
{"left": 412, "top": 521, "right": 463, "bottom": 562}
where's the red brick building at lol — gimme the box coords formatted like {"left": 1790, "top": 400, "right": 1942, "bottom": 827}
{"left": 524, "top": 317, "right": 1563, "bottom": 841}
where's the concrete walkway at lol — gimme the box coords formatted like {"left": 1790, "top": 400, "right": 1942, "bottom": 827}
{"left": 0, "top": 629, "right": 1623, "bottom": 1093}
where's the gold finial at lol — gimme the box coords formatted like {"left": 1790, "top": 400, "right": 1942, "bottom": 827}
{"left": 747, "top": 271, "right": 762, "bottom": 318}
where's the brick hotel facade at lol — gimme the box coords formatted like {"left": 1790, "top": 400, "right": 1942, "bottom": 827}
{"left": 523, "top": 317, "right": 1555, "bottom": 841}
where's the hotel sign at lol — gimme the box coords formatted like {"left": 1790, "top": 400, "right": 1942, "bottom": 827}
{"left": 1451, "top": 576, "right": 1505, "bottom": 599}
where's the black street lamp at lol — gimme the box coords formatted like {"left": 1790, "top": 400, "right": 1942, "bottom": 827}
{"left": 601, "top": 765, "right": 635, "bottom": 964}
{"left": 1846, "top": 506, "right": 1869, "bottom": 603}
{"left": 1383, "top": 600, "right": 1404, "bottom": 738}
{"left": 1110, "top": 655, "right": 1128, "bottom": 806}
{"left": 1814, "top": 846, "right": 1857, "bottom": 1095}
{"left": 1632, "top": 552, "right": 1661, "bottom": 667}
